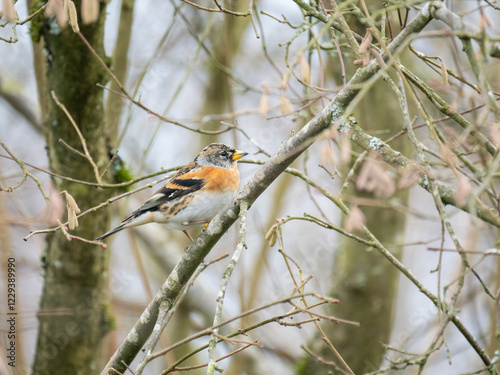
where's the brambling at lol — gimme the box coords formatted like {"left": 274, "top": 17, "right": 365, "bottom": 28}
{"left": 96, "top": 143, "right": 248, "bottom": 242}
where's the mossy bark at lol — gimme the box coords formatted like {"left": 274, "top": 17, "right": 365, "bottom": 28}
{"left": 32, "top": 3, "right": 114, "bottom": 374}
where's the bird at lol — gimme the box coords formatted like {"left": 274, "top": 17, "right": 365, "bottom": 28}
{"left": 95, "top": 143, "right": 248, "bottom": 242}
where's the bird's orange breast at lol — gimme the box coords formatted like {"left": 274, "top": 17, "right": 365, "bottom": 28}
{"left": 200, "top": 165, "right": 240, "bottom": 192}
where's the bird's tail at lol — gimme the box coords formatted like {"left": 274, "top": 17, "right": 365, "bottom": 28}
{"left": 95, "top": 210, "right": 153, "bottom": 242}
{"left": 95, "top": 221, "right": 129, "bottom": 241}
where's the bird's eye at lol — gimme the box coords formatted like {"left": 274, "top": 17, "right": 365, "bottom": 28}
{"left": 220, "top": 151, "right": 229, "bottom": 157}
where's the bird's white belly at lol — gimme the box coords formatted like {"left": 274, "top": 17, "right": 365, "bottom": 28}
{"left": 158, "top": 191, "right": 236, "bottom": 231}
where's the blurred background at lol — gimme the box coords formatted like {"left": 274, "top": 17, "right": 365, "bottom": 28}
{"left": 1, "top": 0, "right": 499, "bottom": 374}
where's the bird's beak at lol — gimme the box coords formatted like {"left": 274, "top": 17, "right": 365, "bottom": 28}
{"left": 232, "top": 150, "right": 248, "bottom": 161}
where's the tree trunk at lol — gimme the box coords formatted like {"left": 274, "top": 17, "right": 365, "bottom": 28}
{"left": 32, "top": 3, "right": 114, "bottom": 374}
{"left": 199, "top": 0, "right": 253, "bottom": 147}
{"left": 296, "top": 2, "right": 414, "bottom": 371}
{"left": 297, "top": 81, "right": 411, "bottom": 375}
{"left": 105, "top": 0, "right": 135, "bottom": 147}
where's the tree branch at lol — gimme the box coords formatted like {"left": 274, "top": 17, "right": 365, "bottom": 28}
{"left": 101, "top": 3, "right": 497, "bottom": 372}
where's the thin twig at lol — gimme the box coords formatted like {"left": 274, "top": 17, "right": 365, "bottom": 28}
{"left": 159, "top": 296, "right": 332, "bottom": 373}
{"left": 76, "top": 31, "right": 231, "bottom": 135}
{"left": 207, "top": 203, "right": 248, "bottom": 375}
{"left": 0, "top": 153, "right": 182, "bottom": 189}
{"left": 179, "top": 0, "right": 250, "bottom": 16}
{"left": 51, "top": 91, "right": 102, "bottom": 183}
{"left": 0, "top": 138, "right": 49, "bottom": 202}
{"left": 23, "top": 172, "right": 177, "bottom": 241}
{"left": 135, "top": 255, "right": 228, "bottom": 375}
{"left": 172, "top": 341, "right": 258, "bottom": 372}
